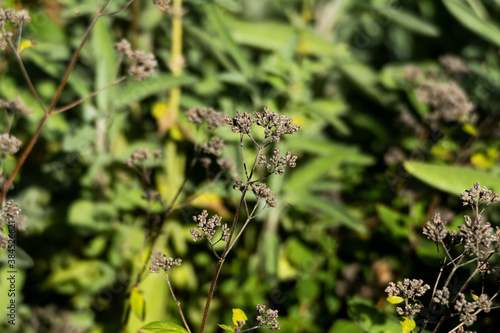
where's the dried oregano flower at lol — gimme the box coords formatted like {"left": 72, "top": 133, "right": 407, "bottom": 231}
{"left": 190, "top": 210, "right": 229, "bottom": 242}
{"left": 125, "top": 147, "right": 151, "bottom": 167}
{"left": 439, "top": 54, "right": 470, "bottom": 75}
{"left": 416, "top": 80, "right": 475, "bottom": 128}
{"left": 114, "top": 39, "right": 157, "bottom": 81}
{"left": 149, "top": 251, "right": 182, "bottom": 273}
{"left": 460, "top": 182, "right": 500, "bottom": 207}
{"left": 454, "top": 293, "right": 492, "bottom": 326}
{"left": 256, "top": 304, "right": 280, "bottom": 330}
{"left": 185, "top": 107, "right": 226, "bottom": 129}
{"left": 152, "top": 0, "right": 172, "bottom": 12}
{"left": 0, "top": 200, "right": 21, "bottom": 250}
{"left": 0, "top": 133, "right": 22, "bottom": 155}
{"left": 433, "top": 287, "right": 450, "bottom": 305}
{"left": 201, "top": 136, "right": 225, "bottom": 156}
{"left": 385, "top": 279, "right": 430, "bottom": 320}
{"left": 225, "top": 107, "right": 300, "bottom": 142}
{"left": 258, "top": 148, "right": 297, "bottom": 176}
{"left": 0, "top": 96, "right": 33, "bottom": 116}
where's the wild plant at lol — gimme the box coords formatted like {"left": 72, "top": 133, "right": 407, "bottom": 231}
{"left": 386, "top": 182, "right": 500, "bottom": 333}
{"left": 1, "top": 2, "right": 301, "bottom": 332}
{"left": 132, "top": 108, "right": 300, "bottom": 333}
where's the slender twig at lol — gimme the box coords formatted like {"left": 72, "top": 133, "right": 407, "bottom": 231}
{"left": 103, "top": 0, "right": 135, "bottom": 16}
{"left": 5, "top": 34, "right": 46, "bottom": 113}
{"left": 52, "top": 76, "right": 126, "bottom": 114}
{"left": 164, "top": 271, "right": 192, "bottom": 333}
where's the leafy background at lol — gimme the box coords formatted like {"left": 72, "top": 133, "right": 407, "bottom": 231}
{"left": 2, "top": 0, "right": 500, "bottom": 332}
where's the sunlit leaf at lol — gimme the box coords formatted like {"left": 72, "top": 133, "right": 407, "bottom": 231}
{"left": 386, "top": 296, "right": 404, "bottom": 304}
{"left": 444, "top": 0, "right": 500, "bottom": 47}
{"left": 399, "top": 317, "right": 416, "bottom": 333}
{"left": 404, "top": 161, "right": 500, "bottom": 195}
{"left": 232, "top": 308, "right": 248, "bottom": 325}
{"left": 140, "top": 321, "right": 188, "bottom": 333}
{"left": 130, "top": 287, "right": 146, "bottom": 321}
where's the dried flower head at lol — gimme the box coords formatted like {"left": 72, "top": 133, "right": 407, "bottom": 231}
{"left": 190, "top": 210, "right": 227, "bottom": 242}
{"left": 433, "top": 287, "right": 450, "bottom": 305}
{"left": 439, "top": 54, "right": 470, "bottom": 75}
{"left": 115, "top": 39, "right": 157, "bottom": 81}
{"left": 423, "top": 213, "right": 449, "bottom": 243}
{"left": 149, "top": 251, "right": 182, "bottom": 273}
{"left": 0, "top": 32, "right": 12, "bottom": 51}
{"left": 153, "top": 0, "right": 172, "bottom": 12}
{"left": 256, "top": 304, "right": 280, "bottom": 330}
{"left": 0, "top": 96, "right": 33, "bottom": 115}
{"left": 201, "top": 136, "right": 225, "bottom": 156}
{"left": 259, "top": 148, "right": 298, "bottom": 175}
{"left": 460, "top": 182, "right": 500, "bottom": 207}
{"left": 416, "top": 80, "right": 475, "bottom": 128}
{"left": 185, "top": 106, "right": 226, "bottom": 129}
{"left": 0, "top": 133, "right": 22, "bottom": 155}
{"left": 125, "top": 147, "right": 151, "bottom": 167}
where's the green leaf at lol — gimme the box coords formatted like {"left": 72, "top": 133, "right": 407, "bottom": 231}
{"left": 130, "top": 287, "right": 146, "bottom": 321}
{"left": 339, "top": 62, "right": 398, "bottom": 107}
{"left": 299, "top": 195, "right": 367, "bottom": 234}
{"left": 389, "top": 10, "right": 440, "bottom": 37}
{"left": 347, "top": 297, "right": 402, "bottom": 333}
{"left": 92, "top": 17, "right": 116, "bottom": 111}
{"left": 140, "top": 321, "right": 189, "bottom": 333}
{"left": 205, "top": 4, "right": 254, "bottom": 78}
{"left": 404, "top": 161, "right": 500, "bottom": 195}
{"left": 218, "top": 324, "right": 235, "bottom": 332}
{"left": 375, "top": 204, "right": 410, "bottom": 239}
{"left": 443, "top": 0, "right": 500, "bottom": 47}
{"left": 328, "top": 319, "right": 364, "bottom": 333}
{"left": 115, "top": 75, "right": 196, "bottom": 109}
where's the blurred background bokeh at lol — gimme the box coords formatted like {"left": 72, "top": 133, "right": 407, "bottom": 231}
{"left": 3, "top": 0, "right": 500, "bottom": 332}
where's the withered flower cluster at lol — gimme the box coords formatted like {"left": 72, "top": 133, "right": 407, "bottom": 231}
{"left": 115, "top": 39, "right": 157, "bottom": 81}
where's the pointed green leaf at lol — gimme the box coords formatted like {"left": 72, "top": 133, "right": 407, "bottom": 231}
{"left": 140, "top": 321, "right": 188, "bottom": 333}
{"left": 218, "top": 324, "right": 235, "bottom": 332}
{"left": 404, "top": 161, "right": 500, "bottom": 195}
{"left": 389, "top": 10, "right": 440, "bottom": 37}
{"left": 115, "top": 75, "right": 196, "bottom": 109}
{"left": 444, "top": 0, "right": 500, "bottom": 47}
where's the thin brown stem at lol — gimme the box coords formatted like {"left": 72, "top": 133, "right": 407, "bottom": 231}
{"left": 52, "top": 77, "right": 126, "bottom": 114}
{"left": 6, "top": 37, "right": 46, "bottom": 113}
{"left": 103, "top": 0, "right": 135, "bottom": 16}
{"left": 165, "top": 272, "right": 192, "bottom": 333}
{"left": 199, "top": 185, "right": 249, "bottom": 333}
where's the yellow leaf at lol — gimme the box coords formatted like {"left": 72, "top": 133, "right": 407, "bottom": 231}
{"left": 19, "top": 39, "right": 36, "bottom": 53}
{"left": 190, "top": 192, "right": 231, "bottom": 218}
{"left": 462, "top": 123, "right": 477, "bottom": 136}
{"left": 471, "top": 153, "right": 492, "bottom": 170}
{"left": 152, "top": 101, "right": 170, "bottom": 119}
{"left": 232, "top": 308, "right": 248, "bottom": 326}
{"left": 399, "top": 317, "right": 416, "bottom": 333}
{"left": 470, "top": 290, "right": 479, "bottom": 301}
{"left": 386, "top": 296, "right": 404, "bottom": 304}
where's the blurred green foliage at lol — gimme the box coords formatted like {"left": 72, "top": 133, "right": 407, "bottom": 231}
{"left": 3, "top": 0, "right": 500, "bottom": 332}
